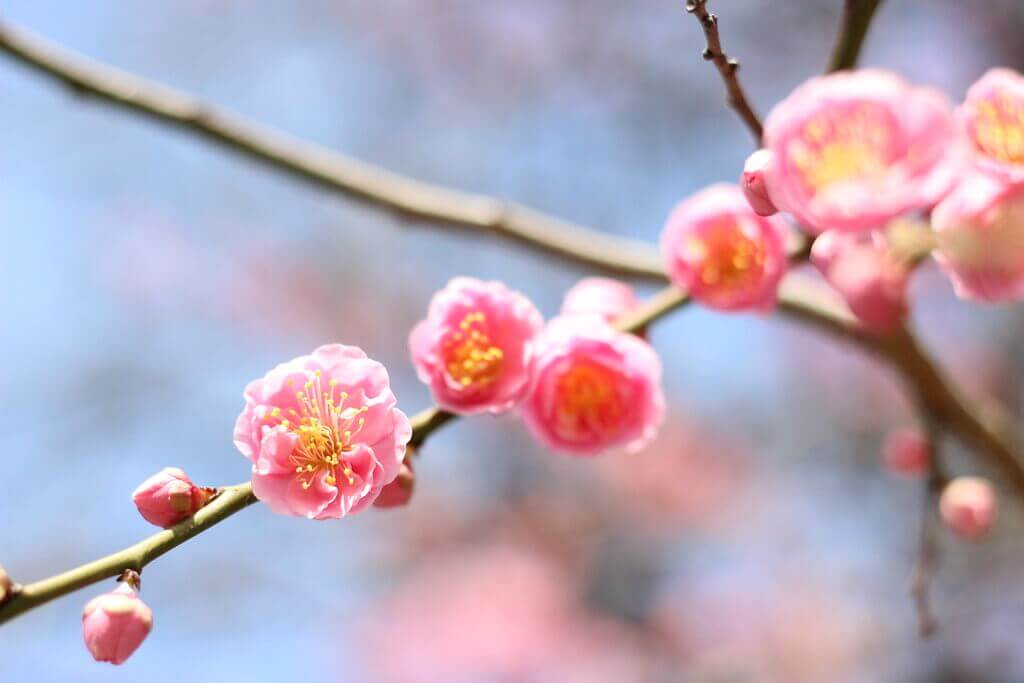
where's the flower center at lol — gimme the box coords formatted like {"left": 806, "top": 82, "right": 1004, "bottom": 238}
{"left": 790, "top": 105, "right": 892, "bottom": 191}
{"left": 443, "top": 312, "right": 505, "bottom": 388}
{"left": 263, "top": 371, "right": 368, "bottom": 489}
{"left": 972, "top": 94, "right": 1024, "bottom": 165}
{"left": 555, "top": 361, "right": 624, "bottom": 438}
{"left": 685, "top": 219, "right": 767, "bottom": 293}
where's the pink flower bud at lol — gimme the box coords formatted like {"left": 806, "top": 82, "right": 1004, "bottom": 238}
{"left": 940, "top": 476, "right": 997, "bottom": 540}
{"left": 0, "top": 564, "right": 13, "bottom": 604}
{"left": 881, "top": 427, "right": 930, "bottom": 477}
{"left": 373, "top": 460, "right": 415, "bottom": 509}
{"left": 811, "top": 231, "right": 909, "bottom": 332}
{"left": 763, "top": 69, "right": 960, "bottom": 233}
{"left": 132, "top": 467, "right": 212, "bottom": 528}
{"left": 660, "top": 184, "right": 789, "bottom": 312}
{"left": 82, "top": 583, "right": 153, "bottom": 665}
{"left": 560, "top": 277, "right": 641, "bottom": 325}
{"left": 741, "top": 149, "right": 778, "bottom": 216}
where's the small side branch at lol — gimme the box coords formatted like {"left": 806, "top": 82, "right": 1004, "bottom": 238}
{"left": 685, "top": 0, "right": 763, "bottom": 143}
{"left": 827, "top": 0, "right": 885, "bottom": 72}
{"left": 910, "top": 422, "right": 947, "bottom": 637}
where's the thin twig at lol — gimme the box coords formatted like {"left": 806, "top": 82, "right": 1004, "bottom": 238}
{"left": 827, "top": 0, "right": 885, "bottom": 72}
{"left": 909, "top": 420, "right": 947, "bottom": 637}
{"left": 0, "top": 21, "right": 664, "bottom": 281}
{"left": 684, "top": 0, "right": 763, "bottom": 142}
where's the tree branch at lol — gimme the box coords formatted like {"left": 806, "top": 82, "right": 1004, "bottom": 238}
{"left": 0, "top": 21, "right": 664, "bottom": 282}
{"left": 684, "top": 0, "right": 763, "bottom": 143}
{"left": 827, "top": 0, "right": 885, "bottom": 72}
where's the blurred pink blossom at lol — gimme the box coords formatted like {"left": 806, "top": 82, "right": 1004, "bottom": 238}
{"left": 560, "top": 277, "right": 641, "bottom": 325}
{"left": 660, "top": 183, "right": 788, "bottom": 312}
{"left": 522, "top": 315, "right": 664, "bottom": 456}
{"left": 940, "top": 476, "right": 997, "bottom": 540}
{"left": 234, "top": 344, "right": 411, "bottom": 519}
{"left": 881, "top": 427, "right": 930, "bottom": 477}
{"left": 410, "top": 277, "right": 543, "bottom": 415}
{"left": 960, "top": 67, "right": 1024, "bottom": 181}
{"left": 741, "top": 149, "right": 779, "bottom": 216}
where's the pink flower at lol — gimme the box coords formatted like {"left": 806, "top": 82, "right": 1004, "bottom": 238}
{"left": 561, "top": 277, "right": 641, "bottom": 324}
{"left": 763, "top": 69, "right": 959, "bottom": 233}
{"left": 522, "top": 316, "right": 664, "bottom": 456}
{"left": 131, "top": 467, "right": 212, "bottom": 528}
{"left": 931, "top": 170, "right": 1024, "bottom": 302}
{"left": 373, "top": 459, "right": 415, "bottom": 509}
{"left": 0, "top": 564, "right": 12, "bottom": 604}
{"left": 741, "top": 149, "right": 779, "bottom": 216}
{"left": 233, "top": 344, "right": 411, "bottom": 519}
{"left": 811, "top": 230, "right": 909, "bottom": 332}
{"left": 82, "top": 583, "right": 153, "bottom": 665}
{"left": 660, "top": 184, "right": 788, "bottom": 311}
{"left": 960, "top": 68, "right": 1024, "bottom": 181}
{"left": 940, "top": 476, "right": 997, "bottom": 540}
{"left": 410, "top": 277, "right": 543, "bottom": 415}
{"left": 881, "top": 427, "right": 930, "bottom": 477}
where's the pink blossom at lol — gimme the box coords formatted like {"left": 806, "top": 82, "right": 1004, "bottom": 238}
{"left": 960, "top": 68, "right": 1024, "bottom": 181}
{"left": 940, "top": 476, "right": 997, "bottom": 540}
{"left": 881, "top": 427, "right": 930, "bottom": 477}
{"left": 660, "top": 183, "right": 788, "bottom": 312}
{"left": 931, "top": 170, "right": 1024, "bottom": 302}
{"left": 561, "top": 277, "right": 641, "bottom": 324}
{"left": 0, "top": 564, "right": 11, "bottom": 603}
{"left": 131, "top": 467, "right": 212, "bottom": 528}
{"left": 811, "top": 230, "right": 909, "bottom": 332}
{"left": 522, "top": 315, "right": 664, "bottom": 456}
{"left": 233, "top": 344, "right": 411, "bottom": 519}
{"left": 763, "top": 69, "right": 959, "bottom": 233}
{"left": 741, "top": 149, "right": 779, "bottom": 216}
{"left": 373, "top": 459, "right": 415, "bottom": 509}
{"left": 410, "top": 277, "right": 543, "bottom": 415}
{"left": 82, "top": 583, "right": 153, "bottom": 665}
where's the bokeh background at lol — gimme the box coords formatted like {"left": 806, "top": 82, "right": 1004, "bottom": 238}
{"left": 3, "top": 1, "right": 1024, "bottom": 681}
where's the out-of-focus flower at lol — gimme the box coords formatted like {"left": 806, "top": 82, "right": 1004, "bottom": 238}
{"left": 561, "top": 277, "right": 641, "bottom": 325}
{"left": 931, "top": 170, "right": 1024, "bottom": 302}
{"left": 132, "top": 467, "right": 212, "bottom": 528}
{"left": 0, "top": 564, "right": 12, "bottom": 604}
{"left": 660, "top": 184, "right": 788, "bottom": 312}
{"left": 82, "top": 582, "right": 153, "bottom": 665}
{"left": 940, "top": 476, "right": 997, "bottom": 540}
{"left": 811, "top": 230, "right": 909, "bottom": 332}
{"left": 741, "top": 149, "right": 779, "bottom": 216}
{"left": 763, "top": 69, "right": 959, "bottom": 233}
{"left": 233, "top": 344, "right": 411, "bottom": 519}
{"left": 410, "top": 277, "right": 543, "bottom": 415}
{"left": 373, "top": 459, "right": 416, "bottom": 509}
{"left": 960, "top": 68, "right": 1024, "bottom": 181}
{"left": 522, "top": 316, "right": 663, "bottom": 456}
{"left": 881, "top": 427, "right": 930, "bottom": 477}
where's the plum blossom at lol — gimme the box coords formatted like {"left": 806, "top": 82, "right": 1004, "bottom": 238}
{"left": 410, "top": 277, "right": 543, "bottom": 415}
{"left": 82, "top": 581, "right": 153, "bottom": 665}
{"left": 561, "top": 277, "right": 641, "bottom": 325}
{"left": 763, "top": 69, "right": 960, "bottom": 233}
{"left": 373, "top": 459, "right": 415, "bottom": 509}
{"left": 660, "top": 183, "right": 788, "bottom": 312}
{"left": 132, "top": 467, "right": 212, "bottom": 528}
{"left": 522, "top": 316, "right": 664, "bottom": 456}
{"left": 940, "top": 476, "right": 997, "bottom": 540}
{"left": 881, "top": 427, "right": 930, "bottom": 477}
{"left": 741, "top": 149, "right": 778, "bottom": 216}
{"left": 960, "top": 68, "right": 1024, "bottom": 181}
{"left": 234, "top": 344, "right": 411, "bottom": 519}
{"left": 931, "top": 170, "right": 1024, "bottom": 302}
{"left": 811, "top": 230, "right": 910, "bottom": 332}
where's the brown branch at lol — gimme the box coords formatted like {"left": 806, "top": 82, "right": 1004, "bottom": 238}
{"left": 909, "top": 419, "right": 947, "bottom": 638}
{"left": 685, "top": 0, "right": 763, "bottom": 143}
{"left": 0, "top": 21, "right": 664, "bottom": 282}
{"left": 827, "top": 0, "right": 885, "bottom": 72}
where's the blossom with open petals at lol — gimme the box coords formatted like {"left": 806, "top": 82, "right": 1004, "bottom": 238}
{"left": 932, "top": 170, "right": 1024, "bottom": 302}
{"left": 960, "top": 68, "right": 1024, "bottom": 181}
{"left": 234, "top": 344, "right": 411, "bottom": 519}
{"left": 661, "top": 183, "right": 788, "bottom": 312}
{"left": 522, "top": 316, "right": 664, "bottom": 456}
{"left": 410, "top": 277, "right": 543, "bottom": 415}
{"left": 764, "top": 69, "right": 959, "bottom": 232}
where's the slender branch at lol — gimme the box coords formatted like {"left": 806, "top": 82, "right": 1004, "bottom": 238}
{"left": 827, "top": 0, "right": 885, "bottom": 72}
{"left": 0, "top": 21, "right": 664, "bottom": 282}
{"left": 909, "top": 420, "right": 946, "bottom": 638}
{"left": 684, "top": 0, "right": 763, "bottom": 142}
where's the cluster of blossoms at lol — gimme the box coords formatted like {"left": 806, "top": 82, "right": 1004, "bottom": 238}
{"left": 81, "top": 64, "right": 1024, "bottom": 667}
